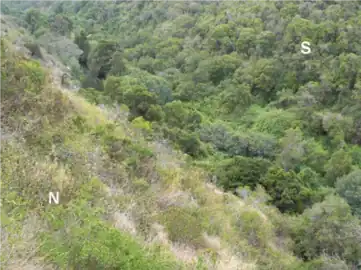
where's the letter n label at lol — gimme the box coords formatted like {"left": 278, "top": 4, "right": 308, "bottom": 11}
{"left": 49, "top": 192, "right": 60, "bottom": 204}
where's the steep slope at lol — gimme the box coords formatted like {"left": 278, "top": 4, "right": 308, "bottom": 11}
{"left": 1, "top": 31, "right": 305, "bottom": 270}
{"left": 2, "top": 1, "right": 361, "bottom": 269}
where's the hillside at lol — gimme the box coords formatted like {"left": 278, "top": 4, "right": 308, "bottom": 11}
{"left": 1, "top": 1, "right": 361, "bottom": 270}
{"left": 1, "top": 26, "right": 299, "bottom": 270}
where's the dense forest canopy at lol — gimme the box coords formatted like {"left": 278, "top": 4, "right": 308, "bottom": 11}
{"left": 1, "top": 1, "right": 361, "bottom": 269}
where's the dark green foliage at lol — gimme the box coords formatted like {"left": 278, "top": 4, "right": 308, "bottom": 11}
{"left": 74, "top": 30, "right": 90, "bottom": 68}
{"left": 81, "top": 74, "right": 103, "bottom": 91}
{"left": 145, "top": 104, "right": 165, "bottom": 122}
{"left": 163, "top": 101, "right": 202, "bottom": 131}
{"left": 216, "top": 156, "right": 271, "bottom": 190}
{"left": 261, "top": 166, "right": 317, "bottom": 213}
{"left": 163, "top": 127, "right": 207, "bottom": 158}
{"left": 1, "top": 3, "right": 10, "bottom": 14}
{"left": 199, "top": 120, "right": 278, "bottom": 159}
{"left": 88, "top": 39, "right": 118, "bottom": 79}
{"left": 177, "top": 132, "right": 204, "bottom": 158}
{"left": 124, "top": 85, "right": 157, "bottom": 118}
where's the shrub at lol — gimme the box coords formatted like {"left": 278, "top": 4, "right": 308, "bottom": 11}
{"left": 41, "top": 196, "right": 180, "bottom": 269}
{"left": 291, "top": 195, "right": 361, "bottom": 265}
{"left": 24, "top": 42, "right": 44, "bottom": 59}
{"left": 216, "top": 156, "right": 271, "bottom": 191}
{"left": 131, "top": 116, "right": 152, "bottom": 133}
{"left": 336, "top": 170, "right": 361, "bottom": 217}
{"left": 261, "top": 166, "right": 314, "bottom": 213}
{"left": 160, "top": 206, "right": 205, "bottom": 247}
{"left": 252, "top": 109, "right": 298, "bottom": 137}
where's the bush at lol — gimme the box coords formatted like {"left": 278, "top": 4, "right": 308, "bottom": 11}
{"left": 216, "top": 156, "right": 271, "bottom": 191}
{"left": 261, "top": 166, "right": 315, "bottom": 213}
{"left": 336, "top": 170, "right": 361, "bottom": 217}
{"left": 145, "top": 104, "right": 165, "bottom": 122}
{"left": 160, "top": 206, "right": 205, "bottom": 247}
{"left": 24, "top": 42, "right": 44, "bottom": 59}
{"left": 324, "top": 149, "right": 353, "bottom": 186}
{"left": 41, "top": 195, "right": 180, "bottom": 269}
{"left": 78, "top": 87, "right": 109, "bottom": 105}
{"left": 236, "top": 209, "right": 274, "bottom": 249}
{"left": 131, "top": 116, "right": 152, "bottom": 133}
{"left": 291, "top": 195, "right": 361, "bottom": 264}
{"left": 252, "top": 109, "right": 298, "bottom": 137}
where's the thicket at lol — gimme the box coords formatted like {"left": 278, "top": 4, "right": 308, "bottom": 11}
{"left": 2, "top": 1, "right": 361, "bottom": 269}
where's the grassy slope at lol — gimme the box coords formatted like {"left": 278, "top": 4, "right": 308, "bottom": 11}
{"left": 0, "top": 26, "right": 303, "bottom": 270}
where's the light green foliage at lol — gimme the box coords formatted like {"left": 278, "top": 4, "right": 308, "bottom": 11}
{"left": 252, "top": 109, "right": 298, "bottom": 137}
{"left": 336, "top": 170, "right": 361, "bottom": 217}
{"left": 278, "top": 128, "right": 306, "bottom": 171}
{"left": 324, "top": 149, "right": 353, "bottom": 186}
{"left": 131, "top": 116, "right": 152, "bottom": 133}
{"left": 291, "top": 195, "right": 361, "bottom": 265}
{"left": 41, "top": 183, "right": 180, "bottom": 270}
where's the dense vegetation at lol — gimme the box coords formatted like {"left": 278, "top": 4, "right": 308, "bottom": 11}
{"left": 1, "top": 1, "right": 361, "bottom": 269}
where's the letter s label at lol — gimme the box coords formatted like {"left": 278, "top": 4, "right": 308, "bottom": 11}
{"left": 301, "top": 41, "right": 311, "bottom": 55}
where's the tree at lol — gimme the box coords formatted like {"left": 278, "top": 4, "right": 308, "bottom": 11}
{"left": 278, "top": 128, "right": 306, "bottom": 171}
{"left": 219, "top": 82, "right": 252, "bottom": 113}
{"left": 123, "top": 86, "right": 157, "bottom": 118}
{"left": 74, "top": 30, "right": 91, "bottom": 68}
{"left": 25, "top": 8, "right": 43, "bottom": 34}
{"left": 145, "top": 104, "right": 164, "bottom": 122}
{"left": 216, "top": 156, "right": 271, "bottom": 191}
{"left": 291, "top": 195, "right": 361, "bottom": 265}
{"left": 163, "top": 101, "right": 189, "bottom": 129}
{"left": 336, "top": 170, "right": 361, "bottom": 217}
{"left": 49, "top": 14, "right": 73, "bottom": 36}
{"left": 88, "top": 39, "right": 117, "bottom": 79}
{"left": 233, "top": 58, "right": 282, "bottom": 102}
{"left": 324, "top": 149, "right": 353, "bottom": 187}
{"left": 261, "top": 166, "right": 313, "bottom": 213}
{"left": 109, "top": 51, "right": 126, "bottom": 76}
